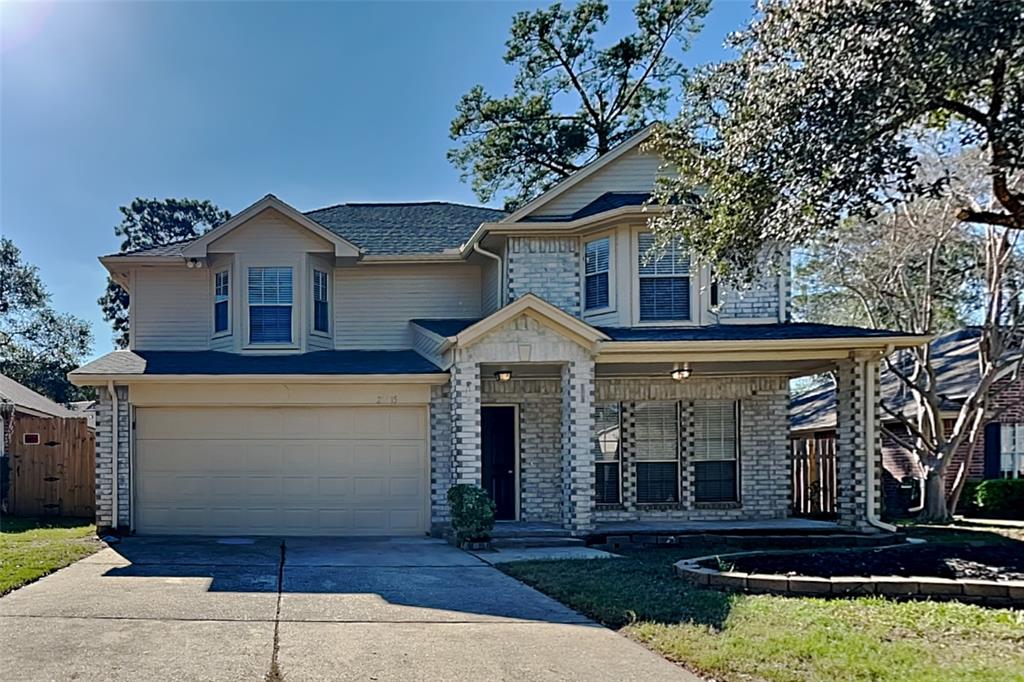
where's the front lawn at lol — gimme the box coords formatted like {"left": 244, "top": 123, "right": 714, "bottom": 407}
{"left": 0, "top": 516, "right": 99, "bottom": 595}
{"left": 501, "top": 528, "right": 1024, "bottom": 682}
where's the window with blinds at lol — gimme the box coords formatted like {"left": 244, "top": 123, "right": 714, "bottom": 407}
{"left": 1000, "top": 423, "right": 1024, "bottom": 479}
{"left": 638, "top": 233, "right": 691, "bottom": 321}
{"left": 585, "top": 237, "right": 610, "bottom": 311}
{"left": 313, "top": 269, "right": 329, "bottom": 334}
{"left": 214, "top": 270, "right": 230, "bottom": 334}
{"left": 693, "top": 400, "right": 739, "bottom": 502}
{"left": 248, "top": 266, "right": 293, "bottom": 344}
{"left": 634, "top": 401, "right": 679, "bottom": 503}
{"left": 593, "top": 402, "right": 621, "bottom": 503}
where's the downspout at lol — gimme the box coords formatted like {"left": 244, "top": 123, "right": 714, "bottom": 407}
{"left": 864, "top": 358, "right": 897, "bottom": 532}
{"left": 107, "top": 381, "right": 119, "bottom": 532}
{"left": 473, "top": 243, "right": 504, "bottom": 308}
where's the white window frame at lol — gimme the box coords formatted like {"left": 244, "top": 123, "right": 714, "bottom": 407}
{"left": 692, "top": 400, "right": 741, "bottom": 504}
{"left": 311, "top": 268, "right": 330, "bottom": 336}
{"left": 212, "top": 269, "right": 231, "bottom": 337}
{"left": 631, "top": 228, "right": 703, "bottom": 326}
{"left": 1000, "top": 423, "right": 1024, "bottom": 479}
{"left": 593, "top": 401, "right": 623, "bottom": 505}
{"left": 633, "top": 401, "right": 681, "bottom": 504}
{"left": 245, "top": 264, "right": 296, "bottom": 348}
{"left": 582, "top": 235, "right": 614, "bottom": 314}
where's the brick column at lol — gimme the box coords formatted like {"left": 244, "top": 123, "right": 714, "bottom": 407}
{"left": 560, "top": 359, "right": 595, "bottom": 533}
{"left": 94, "top": 385, "right": 130, "bottom": 531}
{"left": 835, "top": 358, "right": 881, "bottom": 531}
{"left": 450, "top": 352, "right": 482, "bottom": 486}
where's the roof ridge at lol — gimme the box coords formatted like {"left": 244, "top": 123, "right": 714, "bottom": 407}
{"left": 305, "top": 200, "right": 504, "bottom": 213}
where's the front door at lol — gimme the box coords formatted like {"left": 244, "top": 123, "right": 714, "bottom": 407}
{"left": 481, "top": 405, "right": 517, "bottom": 521}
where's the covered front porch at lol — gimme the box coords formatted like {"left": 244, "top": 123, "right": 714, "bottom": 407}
{"left": 421, "top": 295, "right": 927, "bottom": 537}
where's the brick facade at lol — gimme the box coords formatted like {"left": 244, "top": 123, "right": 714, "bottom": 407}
{"left": 94, "top": 386, "right": 130, "bottom": 531}
{"left": 718, "top": 271, "right": 783, "bottom": 321}
{"left": 834, "top": 359, "right": 881, "bottom": 531}
{"left": 506, "top": 236, "right": 581, "bottom": 316}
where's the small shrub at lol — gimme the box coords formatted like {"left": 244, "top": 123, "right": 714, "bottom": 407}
{"left": 956, "top": 481, "right": 982, "bottom": 515}
{"left": 447, "top": 484, "right": 496, "bottom": 543}
{"left": 972, "top": 479, "right": 1024, "bottom": 519}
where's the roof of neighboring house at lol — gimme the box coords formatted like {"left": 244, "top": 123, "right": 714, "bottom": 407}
{"left": 790, "top": 328, "right": 990, "bottom": 433}
{"left": 113, "top": 202, "right": 507, "bottom": 258}
{"left": 0, "top": 374, "right": 79, "bottom": 418}
{"left": 70, "top": 350, "right": 445, "bottom": 376}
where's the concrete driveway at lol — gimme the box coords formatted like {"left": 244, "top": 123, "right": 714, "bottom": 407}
{"left": 0, "top": 536, "right": 697, "bottom": 681}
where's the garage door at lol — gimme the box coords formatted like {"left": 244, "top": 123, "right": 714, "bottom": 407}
{"left": 135, "top": 406, "right": 427, "bottom": 536}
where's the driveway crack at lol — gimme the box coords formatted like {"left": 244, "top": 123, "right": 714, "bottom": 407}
{"left": 265, "top": 539, "right": 286, "bottom": 682}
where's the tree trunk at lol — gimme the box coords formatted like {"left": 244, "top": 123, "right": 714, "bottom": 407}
{"left": 921, "top": 469, "right": 950, "bottom": 522}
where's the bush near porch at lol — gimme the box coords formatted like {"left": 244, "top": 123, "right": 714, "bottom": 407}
{"left": 500, "top": 526, "right": 1024, "bottom": 682}
{"left": 0, "top": 516, "right": 100, "bottom": 595}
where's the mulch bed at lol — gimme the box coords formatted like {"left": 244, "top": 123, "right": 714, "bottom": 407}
{"left": 724, "top": 544, "right": 1024, "bottom": 581}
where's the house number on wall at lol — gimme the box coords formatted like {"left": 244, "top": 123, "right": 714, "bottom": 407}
{"left": 376, "top": 394, "right": 399, "bottom": 405}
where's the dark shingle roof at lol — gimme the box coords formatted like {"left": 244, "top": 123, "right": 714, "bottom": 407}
{"left": 411, "top": 319, "right": 481, "bottom": 337}
{"left": 790, "top": 328, "right": 990, "bottom": 432}
{"left": 598, "top": 322, "right": 917, "bottom": 342}
{"left": 304, "top": 202, "right": 505, "bottom": 255}
{"left": 521, "top": 192, "right": 652, "bottom": 223}
{"left": 111, "top": 201, "right": 506, "bottom": 258}
{"left": 71, "top": 350, "right": 444, "bottom": 376}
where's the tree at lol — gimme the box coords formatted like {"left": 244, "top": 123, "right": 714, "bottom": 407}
{"left": 648, "top": 0, "right": 1024, "bottom": 278}
{"left": 449, "top": 0, "right": 710, "bottom": 211}
{"left": 99, "top": 198, "right": 230, "bottom": 348}
{"left": 794, "top": 149, "right": 1024, "bottom": 521}
{"left": 0, "top": 237, "right": 93, "bottom": 403}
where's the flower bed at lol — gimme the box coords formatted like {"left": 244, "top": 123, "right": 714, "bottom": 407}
{"left": 675, "top": 542, "right": 1024, "bottom": 606}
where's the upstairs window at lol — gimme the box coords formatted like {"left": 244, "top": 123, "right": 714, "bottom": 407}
{"left": 634, "top": 401, "right": 679, "bottom": 504}
{"left": 638, "top": 233, "right": 691, "bottom": 321}
{"left": 584, "top": 237, "right": 610, "bottom": 311}
{"left": 248, "top": 266, "right": 293, "bottom": 344}
{"left": 593, "top": 402, "right": 621, "bottom": 504}
{"left": 214, "top": 270, "right": 230, "bottom": 334}
{"left": 693, "top": 400, "right": 740, "bottom": 503}
{"left": 313, "top": 269, "right": 329, "bottom": 334}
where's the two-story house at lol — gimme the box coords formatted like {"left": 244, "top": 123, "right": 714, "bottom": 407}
{"left": 70, "top": 127, "right": 926, "bottom": 537}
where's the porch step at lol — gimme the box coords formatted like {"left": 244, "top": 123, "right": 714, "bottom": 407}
{"left": 491, "top": 536, "right": 586, "bottom": 549}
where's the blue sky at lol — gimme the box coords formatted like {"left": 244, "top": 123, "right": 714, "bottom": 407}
{"left": 1, "top": 0, "right": 753, "bottom": 358}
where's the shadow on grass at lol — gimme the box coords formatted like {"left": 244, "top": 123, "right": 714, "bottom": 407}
{"left": 900, "top": 522, "right": 1024, "bottom": 546}
{"left": 0, "top": 515, "right": 94, "bottom": 535}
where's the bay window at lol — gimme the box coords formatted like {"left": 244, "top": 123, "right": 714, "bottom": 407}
{"left": 313, "top": 269, "right": 329, "bottom": 334}
{"left": 584, "top": 237, "right": 611, "bottom": 311}
{"left": 214, "top": 270, "right": 230, "bottom": 334}
{"left": 593, "top": 402, "right": 621, "bottom": 504}
{"left": 638, "top": 233, "right": 691, "bottom": 321}
{"left": 248, "top": 266, "right": 293, "bottom": 344}
{"left": 634, "top": 401, "right": 679, "bottom": 503}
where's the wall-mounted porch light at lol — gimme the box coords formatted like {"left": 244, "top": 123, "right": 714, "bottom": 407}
{"left": 670, "top": 363, "right": 692, "bottom": 381}
{"left": 494, "top": 369, "right": 513, "bottom": 382}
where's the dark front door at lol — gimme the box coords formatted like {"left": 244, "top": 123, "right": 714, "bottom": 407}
{"left": 482, "top": 405, "right": 517, "bottom": 521}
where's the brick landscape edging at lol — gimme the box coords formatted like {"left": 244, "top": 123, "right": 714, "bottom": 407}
{"left": 674, "top": 544, "right": 1024, "bottom": 606}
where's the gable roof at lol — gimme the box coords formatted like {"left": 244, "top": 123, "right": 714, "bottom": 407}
{"left": 108, "top": 199, "right": 506, "bottom": 259}
{"left": 0, "top": 374, "right": 78, "bottom": 418}
{"left": 446, "top": 294, "right": 610, "bottom": 350}
{"left": 500, "top": 124, "right": 658, "bottom": 223}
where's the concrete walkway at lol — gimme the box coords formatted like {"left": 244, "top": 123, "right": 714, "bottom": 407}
{"left": 0, "top": 536, "right": 697, "bottom": 681}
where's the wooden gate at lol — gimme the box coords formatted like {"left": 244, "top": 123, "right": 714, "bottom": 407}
{"left": 790, "top": 436, "right": 838, "bottom": 519}
{"left": 9, "top": 415, "right": 95, "bottom": 518}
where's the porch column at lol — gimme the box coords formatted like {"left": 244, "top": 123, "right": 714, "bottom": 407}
{"left": 560, "top": 359, "right": 596, "bottom": 533}
{"left": 835, "top": 357, "right": 882, "bottom": 531}
{"left": 450, "top": 351, "right": 482, "bottom": 486}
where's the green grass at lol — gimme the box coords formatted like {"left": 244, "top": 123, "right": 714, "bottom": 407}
{"left": 0, "top": 516, "right": 99, "bottom": 595}
{"left": 500, "top": 529, "right": 1024, "bottom": 682}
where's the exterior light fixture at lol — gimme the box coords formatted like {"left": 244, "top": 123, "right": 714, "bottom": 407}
{"left": 670, "top": 363, "right": 692, "bottom": 381}
{"left": 494, "top": 370, "right": 513, "bottom": 382}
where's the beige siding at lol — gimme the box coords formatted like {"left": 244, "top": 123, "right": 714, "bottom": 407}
{"left": 531, "top": 150, "right": 664, "bottom": 218}
{"left": 132, "top": 266, "right": 211, "bottom": 350}
{"left": 207, "top": 208, "right": 333, "bottom": 254}
{"left": 334, "top": 263, "right": 481, "bottom": 349}
{"left": 480, "top": 249, "right": 502, "bottom": 315}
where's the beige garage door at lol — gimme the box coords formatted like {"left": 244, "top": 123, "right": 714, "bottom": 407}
{"left": 135, "top": 406, "right": 428, "bottom": 536}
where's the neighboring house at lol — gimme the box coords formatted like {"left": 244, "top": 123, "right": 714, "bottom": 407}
{"left": 70, "top": 127, "right": 926, "bottom": 537}
{"left": 1, "top": 374, "right": 95, "bottom": 516}
{"left": 67, "top": 400, "right": 98, "bottom": 430}
{"left": 791, "top": 328, "right": 1024, "bottom": 516}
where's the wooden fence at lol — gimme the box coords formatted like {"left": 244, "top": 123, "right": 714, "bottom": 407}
{"left": 790, "top": 436, "right": 838, "bottom": 519}
{"left": 9, "top": 415, "right": 95, "bottom": 518}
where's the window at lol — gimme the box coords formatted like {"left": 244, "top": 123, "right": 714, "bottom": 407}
{"left": 693, "top": 400, "right": 739, "bottom": 503}
{"left": 313, "top": 269, "right": 329, "bottom": 334}
{"left": 638, "top": 233, "right": 691, "bottom": 321}
{"left": 593, "top": 402, "right": 621, "bottom": 504}
{"left": 1000, "top": 423, "right": 1024, "bottom": 479}
{"left": 634, "top": 401, "right": 679, "bottom": 503}
{"left": 584, "top": 237, "right": 610, "bottom": 311}
{"left": 214, "top": 270, "right": 230, "bottom": 334}
{"left": 248, "top": 266, "right": 293, "bottom": 344}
